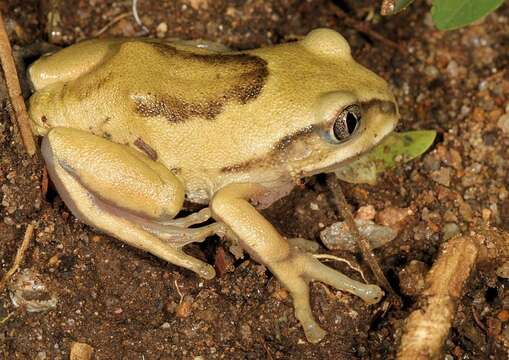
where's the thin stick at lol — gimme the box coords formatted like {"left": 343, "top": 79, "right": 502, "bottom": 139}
{"left": 313, "top": 253, "right": 368, "bottom": 283}
{"left": 0, "top": 12, "right": 37, "bottom": 155}
{"left": 174, "top": 279, "right": 184, "bottom": 305}
{"left": 92, "top": 12, "right": 133, "bottom": 37}
{"left": 132, "top": 0, "right": 149, "bottom": 34}
{"left": 329, "top": 3, "right": 407, "bottom": 55}
{"left": 327, "top": 175, "right": 400, "bottom": 304}
{"left": 0, "top": 224, "right": 34, "bottom": 293}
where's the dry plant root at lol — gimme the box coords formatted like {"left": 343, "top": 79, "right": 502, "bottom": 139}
{"left": 0, "top": 12, "right": 36, "bottom": 155}
{"left": 397, "top": 229, "right": 509, "bottom": 360}
{"left": 327, "top": 175, "right": 400, "bottom": 304}
{"left": 0, "top": 224, "right": 34, "bottom": 294}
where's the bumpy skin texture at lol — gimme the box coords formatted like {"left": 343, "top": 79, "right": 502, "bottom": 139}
{"left": 28, "top": 29, "right": 399, "bottom": 343}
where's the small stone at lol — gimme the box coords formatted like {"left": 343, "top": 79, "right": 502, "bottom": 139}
{"left": 424, "top": 65, "right": 439, "bottom": 79}
{"left": 240, "top": 323, "right": 252, "bottom": 340}
{"left": 376, "top": 206, "right": 413, "bottom": 231}
{"left": 90, "top": 235, "right": 102, "bottom": 243}
{"left": 497, "top": 310, "right": 509, "bottom": 322}
{"left": 160, "top": 322, "right": 171, "bottom": 329}
{"left": 496, "top": 261, "right": 509, "bottom": 278}
{"left": 355, "top": 205, "right": 376, "bottom": 221}
{"left": 188, "top": 0, "right": 208, "bottom": 10}
{"left": 430, "top": 167, "right": 452, "bottom": 187}
{"left": 35, "top": 352, "right": 47, "bottom": 360}
{"left": 458, "top": 201, "right": 473, "bottom": 222}
{"left": 446, "top": 60, "right": 459, "bottom": 77}
{"left": 176, "top": 296, "right": 193, "bottom": 318}
{"left": 497, "top": 113, "right": 509, "bottom": 134}
{"left": 309, "top": 202, "right": 319, "bottom": 210}
{"left": 156, "top": 22, "right": 168, "bottom": 38}
{"left": 443, "top": 223, "right": 460, "bottom": 240}
{"left": 272, "top": 288, "right": 288, "bottom": 301}
{"left": 482, "top": 208, "right": 491, "bottom": 222}
{"left": 48, "top": 254, "right": 61, "bottom": 268}
{"left": 70, "top": 342, "right": 93, "bottom": 360}
{"left": 398, "top": 260, "right": 428, "bottom": 296}
{"left": 320, "top": 219, "right": 397, "bottom": 252}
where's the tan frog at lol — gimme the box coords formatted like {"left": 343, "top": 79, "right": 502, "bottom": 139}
{"left": 28, "top": 29, "right": 398, "bottom": 343}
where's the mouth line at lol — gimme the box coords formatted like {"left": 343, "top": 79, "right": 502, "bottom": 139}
{"left": 298, "top": 127, "right": 397, "bottom": 178}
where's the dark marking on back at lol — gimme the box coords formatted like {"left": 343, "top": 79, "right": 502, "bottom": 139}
{"left": 134, "top": 137, "right": 158, "bottom": 160}
{"left": 133, "top": 42, "right": 268, "bottom": 123}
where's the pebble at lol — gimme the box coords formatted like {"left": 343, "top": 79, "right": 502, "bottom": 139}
{"left": 430, "top": 167, "right": 452, "bottom": 187}
{"left": 156, "top": 22, "right": 168, "bottom": 38}
{"left": 355, "top": 205, "right": 376, "bottom": 221}
{"left": 443, "top": 222, "right": 460, "bottom": 240}
{"left": 176, "top": 296, "right": 194, "bottom": 318}
{"left": 497, "top": 310, "right": 509, "bottom": 322}
{"left": 320, "top": 219, "right": 397, "bottom": 252}
{"left": 497, "top": 113, "right": 509, "bottom": 134}
{"left": 70, "top": 342, "right": 93, "bottom": 360}
{"left": 398, "top": 260, "right": 428, "bottom": 296}
{"left": 496, "top": 261, "right": 509, "bottom": 278}
{"left": 446, "top": 60, "right": 459, "bottom": 77}
{"left": 376, "top": 206, "right": 413, "bottom": 231}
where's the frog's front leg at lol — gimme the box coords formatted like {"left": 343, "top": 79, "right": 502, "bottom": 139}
{"left": 211, "top": 183, "right": 384, "bottom": 343}
{"left": 42, "top": 127, "right": 216, "bottom": 279}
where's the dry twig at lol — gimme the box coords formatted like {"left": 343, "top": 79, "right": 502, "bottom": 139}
{"left": 327, "top": 175, "right": 400, "bottom": 304}
{"left": 92, "top": 12, "right": 133, "bottom": 37}
{"left": 0, "top": 11, "right": 37, "bottom": 155}
{"left": 313, "top": 253, "right": 368, "bottom": 283}
{"left": 329, "top": 3, "right": 407, "bottom": 55}
{"left": 0, "top": 223, "right": 34, "bottom": 293}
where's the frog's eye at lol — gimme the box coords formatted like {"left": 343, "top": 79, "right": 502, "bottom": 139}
{"left": 331, "top": 104, "right": 361, "bottom": 143}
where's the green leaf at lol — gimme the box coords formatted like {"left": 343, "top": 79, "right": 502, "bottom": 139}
{"left": 335, "top": 130, "right": 436, "bottom": 185}
{"left": 393, "top": 0, "right": 416, "bottom": 13}
{"left": 431, "top": 0, "right": 505, "bottom": 30}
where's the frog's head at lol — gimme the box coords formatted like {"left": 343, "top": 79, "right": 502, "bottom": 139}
{"left": 282, "top": 29, "right": 399, "bottom": 179}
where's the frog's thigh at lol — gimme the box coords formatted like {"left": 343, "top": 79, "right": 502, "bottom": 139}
{"left": 43, "top": 127, "right": 184, "bottom": 221}
{"left": 211, "top": 183, "right": 383, "bottom": 343}
{"left": 42, "top": 128, "right": 215, "bottom": 279}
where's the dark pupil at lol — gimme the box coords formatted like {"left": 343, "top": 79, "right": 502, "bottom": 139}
{"left": 334, "top": 110, "right": 359, "bottom": 141}
{"left": 346, "top": 112, "right": 358, "bottom": 134}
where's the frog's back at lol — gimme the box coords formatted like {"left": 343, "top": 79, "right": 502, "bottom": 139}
{"left": 29, "top": 38, "right": 278, "bottom": 169}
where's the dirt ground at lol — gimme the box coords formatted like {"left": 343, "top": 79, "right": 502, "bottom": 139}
{"left": 1, "top": 0, "right": 509, "bottom": 359}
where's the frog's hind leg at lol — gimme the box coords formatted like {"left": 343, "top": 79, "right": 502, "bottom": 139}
{"left": 211, "top": 183, "right": 384, "bottom": 343}
{"left": 42, "top": 127, "right": 216, "bottom": 279}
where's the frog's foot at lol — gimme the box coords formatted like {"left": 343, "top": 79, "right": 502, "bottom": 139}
{"left": 42, "top": 128, "right": 218, "bottom": 279}
{"left": 140, "top": 212, "right": 228, "bottom": 248}
{"left": 271, "top": 250, "right": 383, "bottom": 342}
{"left": 211, "top": 183, "right": 384, "bottom": 343}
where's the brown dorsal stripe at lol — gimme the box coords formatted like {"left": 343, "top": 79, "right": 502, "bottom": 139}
{"left": 133, "top": 42, "right": 268, "bottom": 123}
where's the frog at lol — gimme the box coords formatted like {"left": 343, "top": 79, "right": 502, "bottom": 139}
{"left": 27, "top": 28, "right": 399, "bottom": 343}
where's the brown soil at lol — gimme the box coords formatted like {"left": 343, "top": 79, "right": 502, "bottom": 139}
{"left": 1, "top": 0, "right": 508, "bottom": 358}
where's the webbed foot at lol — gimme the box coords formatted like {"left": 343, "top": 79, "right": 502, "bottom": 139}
{"left": 271, "top": 249, "right": 383, "bottom": 343}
